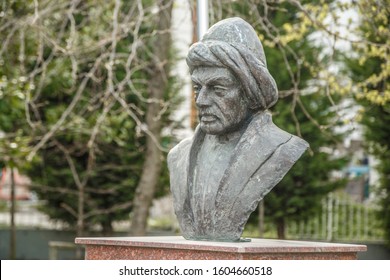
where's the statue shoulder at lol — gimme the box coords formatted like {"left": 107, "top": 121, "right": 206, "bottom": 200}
{"left": 269, "top": 124, "right": 309, "bottom": 158}
{"left": 288, "top": 134, "right": 310, "bottom": 152}
{"left": 262, "top": 114, "right": 309, "bottom": 153}
{"left": 167, "top": 137, "right": 193, "bottom": 166}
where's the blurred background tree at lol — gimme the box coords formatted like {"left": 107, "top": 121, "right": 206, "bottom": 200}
{"left": 345, "top": 0, "right": 390, "bottom": 246}
{"left": 0, "top": 0, "right": 180, "bottom": 237}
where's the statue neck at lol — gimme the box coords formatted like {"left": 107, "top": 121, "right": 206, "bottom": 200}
{"left": 215, "top": 112, "right": 256, "bottom": 144}
{"left": 214, "top": 129, "right": 243, "bottom": 144}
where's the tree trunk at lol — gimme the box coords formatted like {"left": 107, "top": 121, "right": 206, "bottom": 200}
{"left": 258, "top": 200, "right": 264, "bottom": 238}
{"left": 130, "top": 0, "right": 173, "bottom": 236}
{"left": 76, "top": 172, "right": 84, "bottom": 259}
{"left": 190, "top": 0, "right": 198, "bottom": 129}
{"left": 9, "top": 167, "right": 16, "bottom": 260}
{"left": 276, "top": 218, "right": 286, "bottom": 240}
{"left": 102, "top": 216, "right": 113, "bottom": 236}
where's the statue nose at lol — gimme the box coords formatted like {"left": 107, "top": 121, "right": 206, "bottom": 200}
{"left": 195, "top": 87, "right": 211, "bottom": 107}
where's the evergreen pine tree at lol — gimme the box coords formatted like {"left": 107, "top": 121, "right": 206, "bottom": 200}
{"left": 0, "top": 0, "right": 180, "bottom": 235}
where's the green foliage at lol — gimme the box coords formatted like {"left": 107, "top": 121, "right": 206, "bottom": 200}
{"left": 344, "top": 0, "right": 390, "bottom": 247}
{"left": 0, "top": 0, "right": 180, "bottom": 234}
{"left": 27, "top": 111, "right": 144, "bottom": 231}
{"left": 352, "top": 93, "right": 390, "bottom": 247}
{"left": 350, "top": 0, "right": 390, "bottom": 105}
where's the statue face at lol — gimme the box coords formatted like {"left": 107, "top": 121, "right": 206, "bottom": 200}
{"left": 192, "top": 67, "right": 251, "bottom": 135}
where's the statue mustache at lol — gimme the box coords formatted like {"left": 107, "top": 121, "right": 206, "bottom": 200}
{"left": 198, "top": 109, "right": 220, "bottom": 119}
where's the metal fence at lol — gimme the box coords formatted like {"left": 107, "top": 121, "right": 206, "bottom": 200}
{"left": 286, "top": 193, "right": 384, "bottom": 242}
{"left": 1, "top": 195, "right": 385, "bottom": 243}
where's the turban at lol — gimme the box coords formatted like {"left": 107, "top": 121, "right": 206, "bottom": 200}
{"left": 187, "top": 17, "right": 278, "bottom": 111}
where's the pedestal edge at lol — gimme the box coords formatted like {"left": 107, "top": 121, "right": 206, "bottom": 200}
{"left": 75, "top": 236, "right": 367, "bottom": 254}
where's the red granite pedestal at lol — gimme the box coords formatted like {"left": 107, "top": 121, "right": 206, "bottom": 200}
{"left": 75, "top": 236, "right": 366, "bottom": 260}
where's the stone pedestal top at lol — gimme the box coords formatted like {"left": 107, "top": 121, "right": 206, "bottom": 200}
{"left": 75, "top": 236, "right": 366, "bottom": 260}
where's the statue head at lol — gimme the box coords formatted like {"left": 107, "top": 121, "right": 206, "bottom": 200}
{"left": 187, "top": 17, "right": 278, "bottom": 135}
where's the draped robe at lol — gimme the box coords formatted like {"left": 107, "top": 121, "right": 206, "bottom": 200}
{"left": 168, "top": 111, "right": 309, "bottom": 241}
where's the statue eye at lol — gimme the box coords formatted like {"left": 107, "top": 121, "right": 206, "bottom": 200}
{"left": 193, "top": 84, "right": 201, "bottom": 94}
{"left": 213, "top": 85, "right": 227, "bottom": 96}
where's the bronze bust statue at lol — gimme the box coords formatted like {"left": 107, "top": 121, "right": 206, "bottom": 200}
{"left": 168, "top": 17, "right": 309, "bottom": 241}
